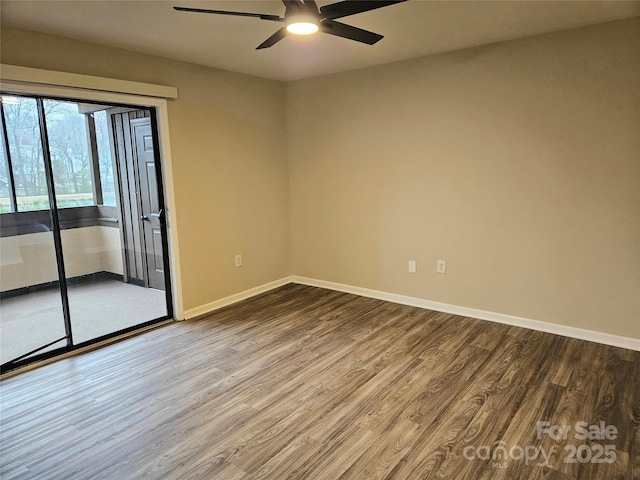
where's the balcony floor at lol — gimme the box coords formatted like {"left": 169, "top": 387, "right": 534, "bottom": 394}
{"left": 0, "top": 277, "right": 168, "bottom": 365}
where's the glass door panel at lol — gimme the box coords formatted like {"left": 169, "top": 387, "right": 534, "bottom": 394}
{"left": 1, "top": 94, "right": 172, "bottom": 372}
{"left": 43, "top": 100, "right": 168, "bottom": 345}
{"left": 0, "top": 96, "right": 69, "bottom": 366}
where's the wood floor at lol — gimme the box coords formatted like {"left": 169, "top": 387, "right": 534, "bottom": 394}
{"left": 1, "top": 284, "right": 638, "bottom": 479}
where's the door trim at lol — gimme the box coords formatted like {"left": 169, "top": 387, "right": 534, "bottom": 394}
{"left": 0, "top": 64, "right": 178, "bottom": 99}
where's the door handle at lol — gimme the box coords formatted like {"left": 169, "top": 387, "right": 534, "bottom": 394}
{"left": 142, "top": 210, "right": 165, "bottom": 227}
{"left": 152, "top": 209, "right": 166, "bottom": 227}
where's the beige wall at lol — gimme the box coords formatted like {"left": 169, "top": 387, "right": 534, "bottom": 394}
{"left": 1, "top": 227, "right": 123, "bottom": 291}
{"left": 2, "top": 19, "right": 638, "bottom": 339}
{"left": 61, "top": 226, "right": 124, "bottom": 279}
{"left": 0, "top": 26, "right": 290, "bottom": 314}
{"left": 287, "top": 18, "right": 640, "bottom": 339}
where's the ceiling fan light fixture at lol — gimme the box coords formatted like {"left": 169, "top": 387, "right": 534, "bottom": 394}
{"left": 175, "top": 0, "right": 408, "bottom": 49}
{"left": 286, "top": 13, "right": 319, "bottom": 35}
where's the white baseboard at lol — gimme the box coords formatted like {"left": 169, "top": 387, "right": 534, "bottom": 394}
{"left": 180, "top": 274, "right": 639, "bottom": 351}
{"left": 292, "top": 276, "right": 640, "bottom": 352}
{"left": 183, "top": 276, "right": 294, "bottom": 320}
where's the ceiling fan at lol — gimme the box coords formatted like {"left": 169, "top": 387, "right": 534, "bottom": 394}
{"left": 174, "top": 0, "right": 407, "bottom": 50}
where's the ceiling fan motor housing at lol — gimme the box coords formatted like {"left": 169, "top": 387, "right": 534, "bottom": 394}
{"left": 174, "top": 0, "right": 408, "bottom": 49}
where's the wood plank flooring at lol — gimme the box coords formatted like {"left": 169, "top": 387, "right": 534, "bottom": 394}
{"left": 1, "top": 284, "right": 638, "bottom": 479}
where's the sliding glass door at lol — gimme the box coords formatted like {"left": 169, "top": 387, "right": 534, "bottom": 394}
{"left": 0, "top": 96, "right": 71, "bottom": 364}
{"left": 0, "top": 94, "right": 173, "bottom": 372}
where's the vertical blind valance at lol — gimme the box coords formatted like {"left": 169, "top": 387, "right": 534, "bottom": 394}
{"left": 0, "top": 64, "right": 178, "bottom": 99}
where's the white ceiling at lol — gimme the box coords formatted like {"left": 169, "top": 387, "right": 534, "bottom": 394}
{"left": 2, "top": 1, "right": 639, "bottom": 81}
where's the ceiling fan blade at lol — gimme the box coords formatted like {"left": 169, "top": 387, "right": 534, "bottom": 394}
{"left": 173, "top": 6, "right": 283, "bottom": 22}
{"left": 319, "top": 20, "right": 383, "bottom": 45}
{"left": 320, "top": 0, "right": 407, "bottom": 20}
{"left": 256, "top": 27, "right": 288, "bottom": 50}
{"left": 282, "top": 0, "right": 306, "bottom": 14}
{"left": 302, "top": 0, "right": 320, "bottom": 11}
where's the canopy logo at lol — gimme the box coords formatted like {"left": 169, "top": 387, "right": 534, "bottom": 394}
{"left": 463, "top": 440, "right": 553, "bottom": 467}
{"left": 463, "top": 421, "right": 618, "bottom": 468}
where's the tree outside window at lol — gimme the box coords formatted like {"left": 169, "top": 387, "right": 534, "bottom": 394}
{"left": 0, "top": 96, "right": 117, "bottom": 212}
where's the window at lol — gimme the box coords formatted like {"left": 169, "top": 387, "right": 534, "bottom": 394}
{"left": 2, "top": 96, "right": 50, "bottom": 212}
{"left": 0, "top": 95, "right": 117, "bottom": 212}
{"left": 44, "top": 99, "right": 94, "bottom": 208}
{"left": 94, "top": 110, "right": 116, "bottom": 207}
{"left": 0, "top": 112, "right": 12, "bottom": 214}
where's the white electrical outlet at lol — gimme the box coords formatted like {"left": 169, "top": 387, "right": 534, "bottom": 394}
{"left": 235, "top": 254, "right": 242, "bottom": 267}
{"left": 408, "top": 260, "right": 417, "bottom": 274}
{"left": 437, "top": 259, "right": 446, "bottom": 274}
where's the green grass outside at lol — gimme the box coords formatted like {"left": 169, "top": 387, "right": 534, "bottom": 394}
{"left": 0, "top": 193, "right": 96, "bottom": 213}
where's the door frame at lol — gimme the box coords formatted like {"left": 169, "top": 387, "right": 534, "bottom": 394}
{"left": 129, "top": 116, "right": 168, "bottom": 292}
{"left": 111, "top": 110, "right": 152, "bottom": 288}
{"left": 0, "top": 74, "right": 183, "bottom": 323}
{"left": 0, "top": 93, "right": 177, "bottom": 372}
